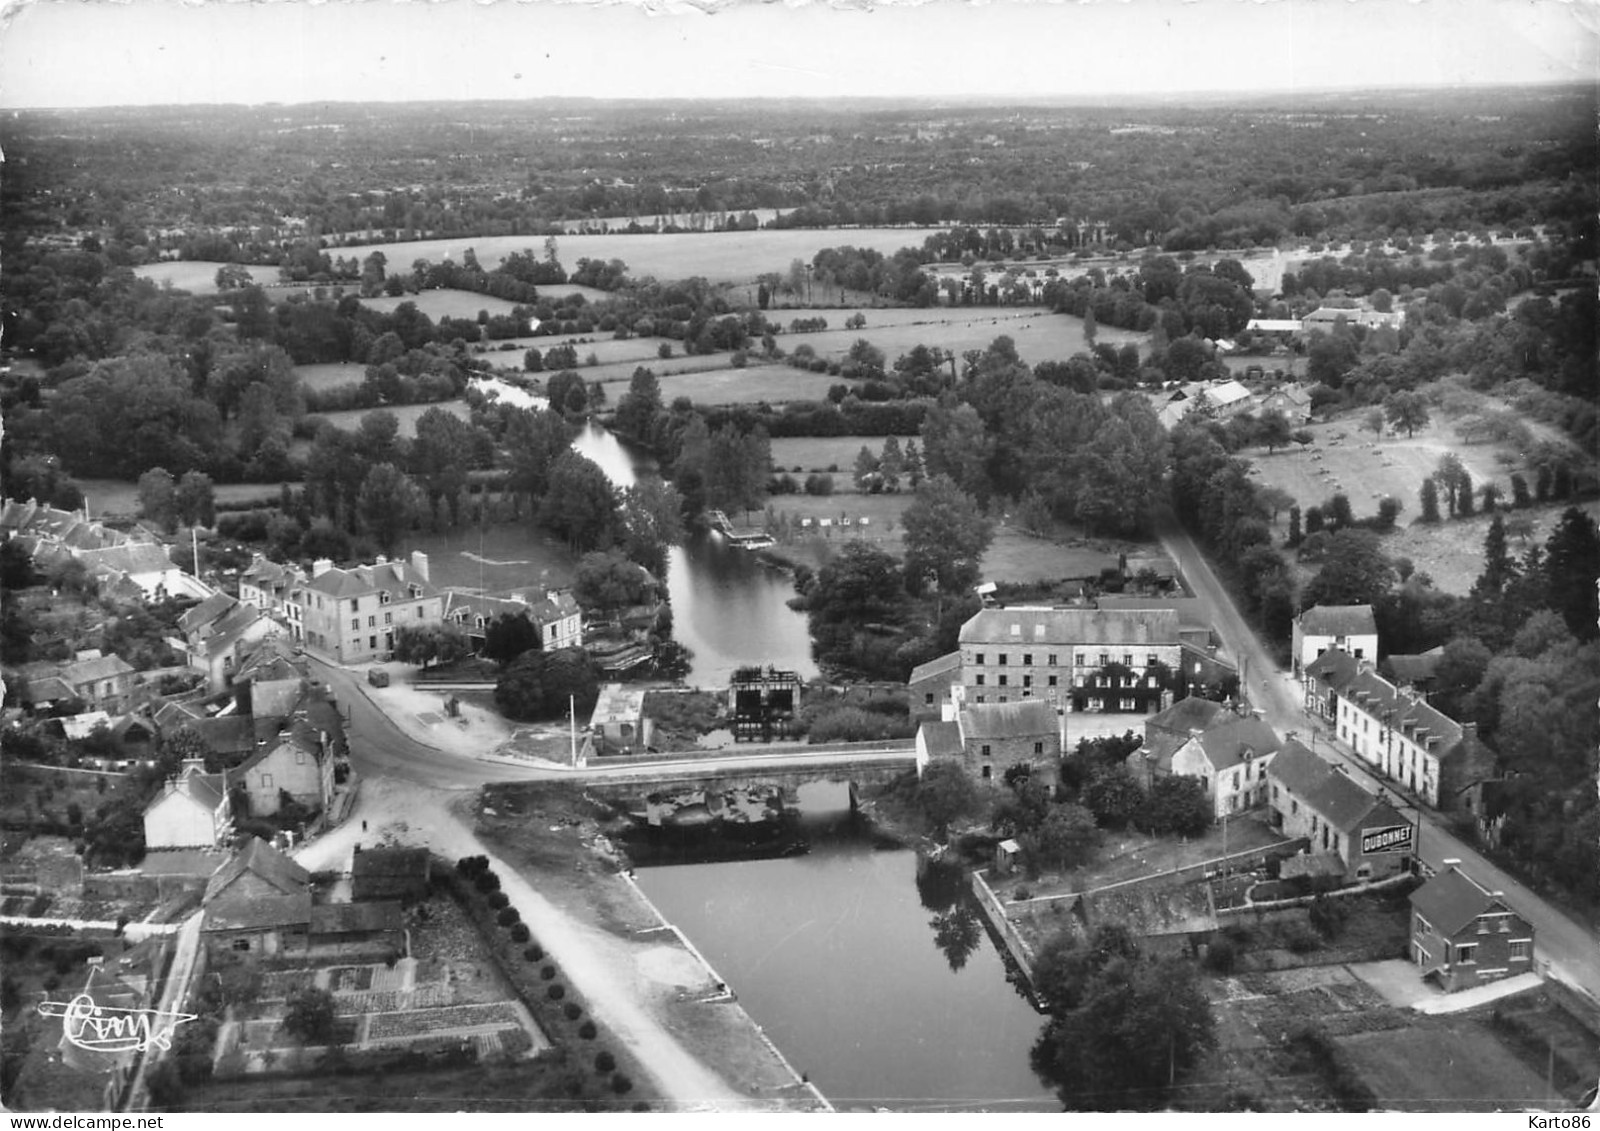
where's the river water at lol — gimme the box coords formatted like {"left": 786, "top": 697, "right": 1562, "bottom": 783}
{"left": 633, "top": 784, "right": 1057, "bottom": 1112}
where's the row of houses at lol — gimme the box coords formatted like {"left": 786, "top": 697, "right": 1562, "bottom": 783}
{"left": 240, "top": 550, "right": 582, "bottom": 665}
{"left": 0, "top": 498, "right": 212, "bottom": 603}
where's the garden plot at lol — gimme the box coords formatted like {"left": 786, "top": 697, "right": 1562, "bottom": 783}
{"left": 1334, "top": 1023, "right": 1554, "bottom": 1111}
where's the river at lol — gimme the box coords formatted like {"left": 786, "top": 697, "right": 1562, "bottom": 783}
{"left": 632, "top": 784, "right": 1057, "bottom": 1112}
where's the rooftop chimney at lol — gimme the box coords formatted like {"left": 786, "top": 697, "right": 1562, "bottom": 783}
{"left": 410, "top": 550, "right": 430, "bottom": 583}
{"left": 312, "top": 558, "right": 334, "bottom": 578}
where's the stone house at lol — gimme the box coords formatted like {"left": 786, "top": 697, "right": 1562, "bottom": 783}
{"left": 1266, "top": 739, "right": 1412, "bottom": 882}
{"left": 907, "top": 651, "right": 961, "bottom": 724}
{"left": 956, "top": 700, "right": 1062, "bottom": 785}
{"left": 1167, "top": 714, "right": 1283, "bottom": 820}
{"left": 233, "top": 719, "right": 336, "bottom": 819}
{"left": 293, "top": 552, "right": 444, "bottom": 665}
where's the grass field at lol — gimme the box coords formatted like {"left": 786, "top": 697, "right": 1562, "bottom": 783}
{"left": 296, "top": 361, "right": 367, "bottom": 391}
{"left": 1247, "top": 405, "right": 1589, "bottom": 593}
{"left": 526, "top": 282, "right": 613, "bottom": 303}
{"left": 133, "top": 260, "right": 273, "bottom": 293}
{"left": 76, "top": 477, "right": 283, "bottom": 518}
{"left": 769, "top": 436, "right": 918, "bottom": 475}
{"left": 321, "top": 228, "right": 951, "bottom": 286}
{"left": 656, "top": 361, "right": 842, "bottom": 406}
{"left": 789, "top": 307, "right": 1140, "bottom": 369}
{"left": 359, "top": 289, "right": 527, "bottom": 321}
{"left": 309, "top": 399, "right": 472, "bottom": 437}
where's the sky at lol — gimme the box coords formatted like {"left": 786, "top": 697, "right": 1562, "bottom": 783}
{"left": 0, "top": 0, "right": 1594, "bottom": 108}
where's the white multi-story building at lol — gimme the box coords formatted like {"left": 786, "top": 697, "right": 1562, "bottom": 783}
{"left": 292, "top": 552, "right": 443, "bottom": 665}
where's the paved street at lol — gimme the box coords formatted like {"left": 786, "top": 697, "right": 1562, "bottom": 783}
{"left": 1159, "top": 518, "right": 1600, "bottom": 1006}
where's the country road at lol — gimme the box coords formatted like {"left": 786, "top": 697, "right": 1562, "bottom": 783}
{"left": 1159, "top": 518, "right": 1600, "bottom": 1006}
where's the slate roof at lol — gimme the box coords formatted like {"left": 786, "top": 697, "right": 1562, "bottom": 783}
{"left": 908, "top": 651, "right": 962, "bottom": 684}
{"left": 1344, "top": 668, "right": 1464, "bottom": 753}
{"left": 204, "top": 892, "right": 312, "bottom": 932}
{"left": 1305, "top": 647, "right": 1361, "bottom": 691}
{"left": 1268, "top": 739, "right": 1405, "bottom": 834}
{"left": 1298, "top": 604, "right": 1377, "bottom": 638}
{"left": 231, "top": 636, "right": 306, "bottom": 684}
{"left": 139, "top": 849, "right": 227, "bottom": 878}
{"left": 1094, "top": 596, "right": 1210, "bottom": 629}
{"left": 205, "top": 837, "right": 311, "bottom": 903}
{"left": 1146, "top": 695, "right": 1231, "bottom": 736}
{"left": 61, "top": 653, "right": 135, "bottom": 686}
{"left": 351, "top": 847, "right": 430, "bottom": 883}
{"left": 1411, "top": 866, "right": 1515, "bottom": 939}
{"left": 240, "top": 555, "right": 300, "bottom": 588}
{"left": 76, "top": 543, "right": 177, "bottom": 577}
{"left": 1195, "top": 715, "right": 1281, "bottom": 772}
{"left": 307, "top": 559, "right": 439, "bottom": 601}
{"left": 146, "top": 763, "right": 228, "bottom": 816}
{"left": 310, "top": 902, "right": 403, "bottom": 934}
{"left": 153, "top": 699, "right": 207, "bottom": 730}
{"left": 233, "top": 722, "right": 323, "bottom": 780}
{"left": 961, "top": 607, "right": 1180, "bottom": 647}
{"left": 918, "top": 720, "right": 964, "bottom": 759}
{"left": 178, "top": 593, "right": 237, "bottom": 636}
{"left": 960, "top": 700, "right": 1058, "bottom": 740}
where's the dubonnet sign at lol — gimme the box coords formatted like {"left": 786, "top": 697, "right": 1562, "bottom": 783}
{"left": 1360, "top": 823, "right": 1413, "bottom": 856}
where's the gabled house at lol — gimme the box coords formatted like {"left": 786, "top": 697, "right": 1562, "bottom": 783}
{"left": 1382, "top": 647, "right": 1446, "bottom": 698}
{"left": 908, "top": 651, "right": 961, "bottom": 723}
{"left": 1292, "top": 604, "right": 1378, "bottom": 677}
{"left": 444, "top": 588, "right": 584, "bottom": 654}
{"left": 202, "top": 837, "right": 313, "bottom": 959}
{"left": 1267, "top": 739, "right": 1412, "bottom": 882}
{"left": 1335, "top": 663, "right": 1494, "bottom": 809}
{"left": 1125, "top": 696, "right": 1232, "bottom": 788}
{"left": 143, "top": 758, "right": 233, "bottom": 850}
{"left": 1410, "top": 861, "right": 1534, "bottom": 991}
{"left": 1165, "top": 714, "right": 1282, "bottom": 820}
{"left": 238, "top": 553, "right": 305, "bottom": 617}
{"left": 586, "top": 683, "right": 652, "bottom": 756}
{"left": 13, "top": 652, "right": 140, "bottom": 714}
{"left": 956, "top": 700, "right": 1062, "bottom": 786}
{"left": 182, "top": 596, "right": 283, "bottom": 693}
{"left": 293, "top": 552, "right": 444, "bottom": 664}
{"left": 233, "top": 719, "right": 335, "bottom": 819}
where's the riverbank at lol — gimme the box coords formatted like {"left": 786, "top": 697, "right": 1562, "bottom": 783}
{"left": 471, "top": 781, "right": 831, "bottom": 1110}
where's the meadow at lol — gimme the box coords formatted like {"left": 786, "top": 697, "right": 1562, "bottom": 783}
{"left": 359, "top": 289, "right": 527, "bottom": 320}
{"left": 316, "top": 228, "right": 947, "bottom": 286}
{"left": 769, "top": 436, "right": 916, "bottom": 476}
{"left": 309, "top": 399, "right": 472, "bottom": 437}
{"left": 134, "top": 260, "right": 273, "bottom": 292}
{"left": 296, "top": 362, "right": 368, "bottom": 391}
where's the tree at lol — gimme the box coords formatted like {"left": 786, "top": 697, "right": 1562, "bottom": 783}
{"left": 1471, "top": 515, "right": 1518, "bottom": 601}
{"left": 1083, "top": 764, "right": 1144, "bottom": 829}
{"left": 901, "top": 475, "right": 994, "bottom": 596}
{"left": 391, "top": 623, "right": 469, "bottom": 670}
{"left": 484, "top": 613, "right": 540, "bottom": 666}
{"left": 1256, "top": 409, "right": 1292, "bottom": 453}
{"left": 1023, "top": 803, "right": 1098, "bottom": 872}
{"left": 410, "top": 406, "right": 482, "bottom": 525}
{"left": 1364, "top": 408, "right": 1386, "bottom": 436}
{"left": 1419, "top": 476, "right": 1441, "bottom": 523}
{"left": 852, "top": 444, "right": 882, "bottom": 492}
{"left": 613, "top": 366, "right": 663, "bottom": 444}
{"left": 1302, "top": 529, "right": 1396, "bottom": 608}
{"left": 573, "top": 548, "right": 656, "bottom": 616}
{"left": 618, "top": 479, "right": 685, "bottom": 575}
{"left": 1286, "top": 505, "right": 1303, "bottom": 548}
{"left": 494, "top": 646, "right": 600, "bottom": 722}
{"left": 174, "top": 471, "right": 215, "bottom": 528}
{"left": 539, "top": 451, "right": 619, "bottom": 552}
{"left": 282, "top": 986, "right": 338, "bottom": 1046}
{"left": 1456, "top": 469, "right": 1475, "bottom": 517}
{"left": 1384, "top": 391, "right": 1430, "bottom": 438}
{"left": 914, "top": 760, "right": 980, "bottom": 838}
{"left": 928, "top": 903, "right": 983, "bottom": 973}
{"left": 356, "top": 462, "right": 422, "bottom": 555}
{"left": 1543, "top": 507, "right": 1600, "bottom": 640}
{"left": 1137, "top": 775, "right": 1212, "bottom": 838}
{"left": 1030, "top": 926, "right": 1215, "bottom": 1110}
{"left": 137, "top": 468, "right": 178, "bottom": 533}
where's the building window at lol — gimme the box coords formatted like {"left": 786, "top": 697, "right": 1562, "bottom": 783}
{"left": 1077, "top": 653, "right": 1088, "bottom": 666}
{"left": 261, "top": 773, "right": 273, "bottom": 788}
{"left": 997, "top": 654, "right": 1007, "bottom": 666}
{"left": 1048, "top": 653, "right": 1058, "bottom": 666}
{"left": 1147, "top": 654, "right": 1158, "bottom": 668}
{"left": 1415, "top": 913, "right": 1432, "bottom": 935}
{"left": 1232, "top": 771, "right": 1240, "bottom": 790}
{"left": 233, "top": 938, "right": 250, "bottom": 952}
{"left": 1508, "top": 939, "right": 1531, "bottom": 961}
{"left": 1123, "top": 653, "right": 1133, "bottom": 667}
{"left": 370, "top": 635, "right": 378, "bottom": 649}
{"left": 380, "top": 591, "right": 391, "bottom": 605}
{"left": 981, "top": 744, "right": 992, "bottom": 757}
{"left": 385, "top": 612, "right": 392, "bottom": 625}
{"left": 1033, "top": 742, "right": 1044, "bottom": 755}
{"left": 998, "top": 675, "right": 1008, "bottom": 687}
{"left": 924, "top": 693, "right": 935, "bottom": 705}
{"left": 1272, "top": 784, "right": 1279, "bottom": 801}
{"left": 975, "top": 653, "right": 985, "bottom": 665}
{"left": 998, "top": 696, "right": 1008, "bottom": 703}
{"left": 368, "top": 616, "right": 376, "bottom": 628}
{"left": 1098, "top": 653, "right": 1108, "bottom": 666}
{"left": 1023, "top": 653, "right": 1033, "bottom": 666}
{"left": 295, "top": 749, "right": 305, "bottom": 764}
{"left": 351, "top": 619, "right": 360, "bottom": 632}
{"left": 1047, "top": 675, "right": 1058, "bottom": 687}
{"left": 976, "top": 674, "right": 985, "bottom": 686}
{"left": 981, "top": 765, "right": 992, "bottom": 780}
{"left": 417, "top": 607, "right": 425, "bottom": 617}
{"left": 1455, "top": 943, "right": 1477, "bottom": 965}
{"left": 1119, "top": 698, "right": 1136, "bottom": 710}
{"left": 976, "top": 696, "right": 985, "bottom": 704}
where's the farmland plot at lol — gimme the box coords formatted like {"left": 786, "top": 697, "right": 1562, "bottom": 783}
{"left": 134, "top": 260, "right": 274, "bottom": 293}
{"left": 297, "top": 362, "right": 368, "bottom": 391}
{"left": 359, "top": 289, "right": 527, "bottom": 321}
{"left": 784, "top": 307, "right": 1141, "bottom": 368}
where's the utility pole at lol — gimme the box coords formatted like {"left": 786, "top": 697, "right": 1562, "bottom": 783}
{"left": 569, "top": 694, "right": 578, "bottom": 768}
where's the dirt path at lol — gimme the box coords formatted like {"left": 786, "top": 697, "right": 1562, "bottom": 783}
{"left": 296, "top": 777, "right": 762, "bottom": 1111}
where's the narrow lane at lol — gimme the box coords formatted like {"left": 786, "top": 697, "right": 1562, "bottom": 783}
{"left": 1159, "top": 519, "right": 1600, "bottom": 1003}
